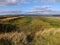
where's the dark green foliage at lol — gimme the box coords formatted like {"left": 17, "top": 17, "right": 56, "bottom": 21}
{"left": 0, "top": 38, "right": 12, "bottom": 45}
{"left": 26, "top": 34, "right": 34, "bottom": 43}
{"left": 0, "top": 24, "right": 18, "bottom": 33}
{"left": 0, "top": 17, "right": 7, "bottom": 19}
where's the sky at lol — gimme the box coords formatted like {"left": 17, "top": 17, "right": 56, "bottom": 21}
{"left": 0, "top": 0, "right": 60, "bottom": 15}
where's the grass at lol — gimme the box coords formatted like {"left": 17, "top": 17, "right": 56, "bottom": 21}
{"left": 0, "top": 16, "right": 60, "bottom": 45}
{"left": 39, "top": 17, "right": 60, "bottom": 28}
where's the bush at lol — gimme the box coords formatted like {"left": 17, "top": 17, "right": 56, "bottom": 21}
{"left": 0, "top": 38, "right": 12, "bottom": 45}
{"left": 0, "top": 23, "right": 19, "bottom": 33}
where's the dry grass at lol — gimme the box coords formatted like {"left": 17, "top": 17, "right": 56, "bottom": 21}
{"left": 0, "top": 16, "right": 60, "bottom": 45}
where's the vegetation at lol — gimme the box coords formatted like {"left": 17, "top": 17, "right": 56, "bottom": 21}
{"left": 0, "top": 16, "right": 60, "bottom": 45}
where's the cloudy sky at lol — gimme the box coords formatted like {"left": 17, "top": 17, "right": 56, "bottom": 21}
{"left": 0, "top": 0, "right": 60, "bottom": 15}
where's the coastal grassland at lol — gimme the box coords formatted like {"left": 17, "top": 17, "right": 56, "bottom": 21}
{"left": 0, "top": 16, "right": 60, "bottom": 45}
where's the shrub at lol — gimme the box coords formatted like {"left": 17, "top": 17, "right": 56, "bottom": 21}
{"left": 0, "top": 38, "right": 12, "bottom": 45}
{"left": 0, "top": 23, "right": 19, "bottom": 33}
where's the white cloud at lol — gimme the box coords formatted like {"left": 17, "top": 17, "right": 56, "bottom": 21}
{"left": 25, "top": 6, "right": 60, "bottom": 14}
{"left": 34, "top": 0, "right": 60, "bottom": 2}
{"left": 0, "top": 0, "right": 19, "bottom": 6}
{"left": 7, "top": 0, "right": 16, "bottom": 3}
{"left": 0, "top": 10, "right": 21, "bottom": 15}
{"left": 0, "top": 0, "right": 59, "bottom": 6}
{"left": 19, "top": 0, "right": 60, "bottom": 4}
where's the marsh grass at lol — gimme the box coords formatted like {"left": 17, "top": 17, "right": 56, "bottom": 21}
{"left": 0, "top": 16, "right": 60, "bottom": 45}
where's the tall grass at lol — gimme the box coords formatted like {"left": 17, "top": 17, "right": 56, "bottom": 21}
{"left": 0, "top": 16, "right": 60, "bottom": 45}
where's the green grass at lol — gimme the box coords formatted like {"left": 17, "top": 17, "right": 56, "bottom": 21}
{"left": 39, "top": 17, "right": 60, "bottom": 28}
{"left": 0, "top": 16, "right": 60, "bottom": 45}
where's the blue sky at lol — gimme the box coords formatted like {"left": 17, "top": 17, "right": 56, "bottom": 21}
{"left": 0, "top": 2, "right": 60, "bottom": 11}
{"left": 0, "top": 6, "right": 20, "bottom": 11}
{"left": 0, "top": 0, "right": 60, "bottom": 14}
{"left": 20, "top": 2, "right": 60, "bottom": 11}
